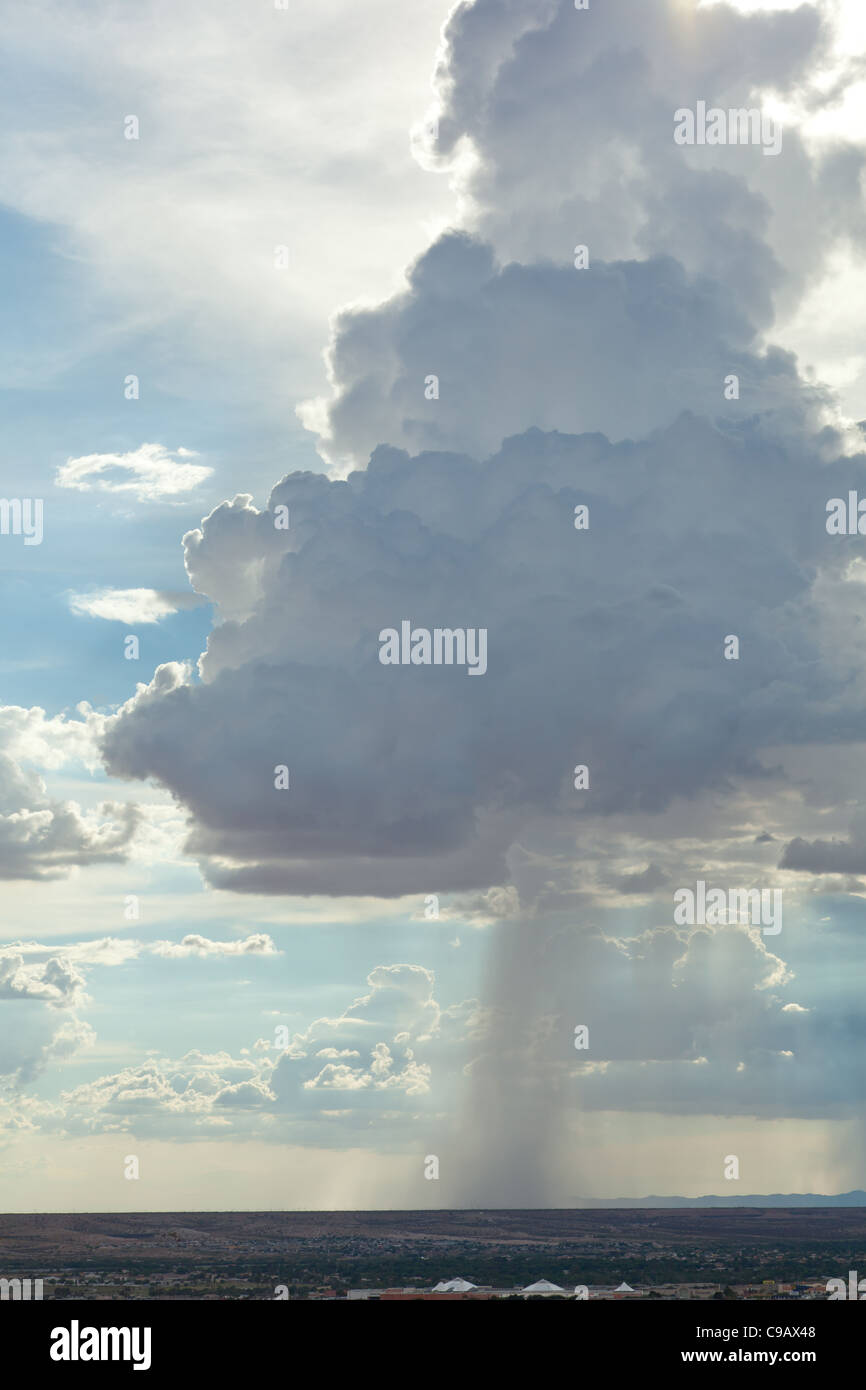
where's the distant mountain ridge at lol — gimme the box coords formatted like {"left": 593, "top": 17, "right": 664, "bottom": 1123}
{"left": 578, "top": 1191, "right": 866, "bottom": 1208}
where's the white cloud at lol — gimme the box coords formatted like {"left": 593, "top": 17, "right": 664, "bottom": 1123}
{"left": 0, "top": 948, "right": 96, "bottom": 1086}
{"left": 0, "top": 778, "right": 140, "bottom": 882}
{"left": 68, "top": 588, "right": 203, "bottom": 624}
{"left": 149, "top": 933, "right": 278, "bottom": 958}
{"left": 56, "top": 444, "right": 212, "bottom": 501}
{"left": 0, "top": 935, "right": 277, "bottom": 1091}
{"left": 0, "top": 951, "right": 87, "bottom": 1006}
{"left": 0, "top": 704, "right": 106, "bottom": 772}
{"left": 15, "top": 963, "right": 479, "bottom": 1140}
{"left": 0, "top": 705, "right": 142, "bottom": 881}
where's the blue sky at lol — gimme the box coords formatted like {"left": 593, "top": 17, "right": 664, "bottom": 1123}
{"left": 3, "top": 0, "right": 866, "bottom": 1211}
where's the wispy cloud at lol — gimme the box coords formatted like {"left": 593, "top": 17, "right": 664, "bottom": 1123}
{"left": 1, "top": 933, "right": 279, "bottom": 965}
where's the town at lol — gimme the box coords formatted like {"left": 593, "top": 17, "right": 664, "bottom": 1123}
{"left": 0, "top": 1209, "right": 859, "bottom": 1302}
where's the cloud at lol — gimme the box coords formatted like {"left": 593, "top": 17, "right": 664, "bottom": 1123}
{"left": 60, "top": 1061, "right": 228, "bottom": 1130}
{"left": 100, "top": 400, "right": 866, "bottom": 898}
{"left": 0, "top": 932, "right": 274, "bottom": 1101}
{"left": 0, "top": 921, "right": 848, "bottom": 1159}
{"left": 0, "top": 704, "right": 139, "bottom": 881}
{"left": 436, "top": 883, "right": 521, "bottom": 924}
{"left": 299, "top": 234, "right": 832, "bottom": 472}
{"left": 1, "top": 933, "right": 279, "bottom": 966}
{"left": 89, "top": 5, "right": 866, "bottom": 903}
{"left": 303, "top": 0, "right": 866, "bottom": 469}
{"left": 68, "top": 589, "right": 206, "bottom": 624}
{"left": 55, "top": 444, "right": 212, "bottom": 501}
{"left": 0, "top": 932, "right": 283, "bottom": 1097}
{"left": 44, "top": 964, "right": 479, "bottom": 1140}
{"left": 415, "top": 0, "right": 862, "bottom": 335}
{"left": 0, "top": 949, "right": 95, "bottom": 1087}
{"left": 8, "top": 0, "right": 866, "bottom": 1196}
{"left": 0, "top": 766, "right": 140, "bottom": 881}
{"left": 149, "top": 933, "right": 278, "bottom": 958}
{"left": 34, "top": 920, "right": 826, "bottom": 1155}
{"left": 85, "top": 0, "right": 862, "bottom": 1193}
{"left": 780, "top": 835, "right": 866, "bottom": 875}
{"left": 0, "top": 952, "right": 87, "bottom": 1006}
{"left": 0, "top": 704, "right": 106, "bottom": 772}
{"left": 613, "top": 862, "right": 669, "bottom": 895}
{"left": 778, "top": 803, "right": 866, "bottom": 876}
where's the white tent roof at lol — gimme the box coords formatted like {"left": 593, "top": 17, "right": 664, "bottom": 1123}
{"left": 432, "top": 1277, "right": 477, "bottom": 1292}
{"left": 523, "top": 1279, "right": 564, "bottom": 1292}
{"left": 615, "top": 1282, "right": 634, "bottom": 1292}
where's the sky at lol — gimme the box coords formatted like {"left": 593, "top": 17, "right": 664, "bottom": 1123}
{"left": 2, "top": 0, "right": 866, "bottom": 1211}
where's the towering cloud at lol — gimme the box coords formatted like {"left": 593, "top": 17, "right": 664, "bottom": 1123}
{"left": 95, "top": 0, "right": 866, "bottom": 1197}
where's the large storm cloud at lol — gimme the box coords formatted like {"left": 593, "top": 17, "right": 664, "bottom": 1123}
{"left": 101, "top": 400, "right": 864, "bottom": 897}
{"left": 101, "top": 0, "right": 866, "bottom": 899}
{"left": 88, "top": 0, "right": 866, "bottom": 1191}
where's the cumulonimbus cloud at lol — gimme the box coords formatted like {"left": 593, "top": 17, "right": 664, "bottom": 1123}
{"left": 19, "top": 0, "right": 865, "bottom": 1184}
